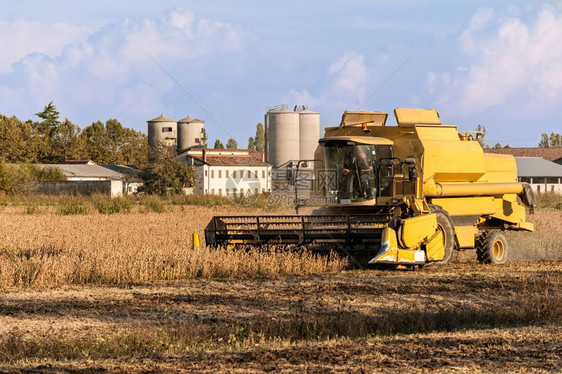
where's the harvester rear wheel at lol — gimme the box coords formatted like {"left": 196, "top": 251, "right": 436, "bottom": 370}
{"left": 476, "top": 231, "right": 508, "bottom": 264}
{"left": 429, "top": 206, "right": 455, "bottom": 265}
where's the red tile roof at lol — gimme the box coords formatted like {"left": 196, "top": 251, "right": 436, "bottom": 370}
{"left": 484, "top": 147, "right": 562, "bottom": 162}
{"left": 187, "top": 154, "right": 270, "bottom": 167}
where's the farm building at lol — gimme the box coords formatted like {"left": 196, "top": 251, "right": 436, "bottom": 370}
{"left": 38, "top": 162, "right": 141, "bottom": 197}
{"left": 515, "top": 157, "right": 562, "bottom": 195}
{"left": 176, "top": 148, "right": 271, "bottom": 196}
{"left": 485, "top": 147, "right": 562, "bottom": 165}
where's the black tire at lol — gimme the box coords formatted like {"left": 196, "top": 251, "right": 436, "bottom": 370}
{"left": 429, "top": 205, "right": 455, "bottom": 265}
{"left": 476, "top": 231, "right": 508, "bottom": 264}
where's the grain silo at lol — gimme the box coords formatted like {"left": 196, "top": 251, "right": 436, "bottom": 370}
{"left": 177, "top": 116, "right": 205, "bottom": 152}
{"left": 147, "top": 114, "right": 177, "bottom": 149}
{"left": 266, "top": 106, "right": 300, "bottom": 167}
{"left": 297, "top": 109, "right": 320, "bottom": 162}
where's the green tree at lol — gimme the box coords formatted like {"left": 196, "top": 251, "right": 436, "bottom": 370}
{"left": 226, "top": 138, "right": 238, "bottom": 149}
{"left": 81, "top": 119, "right": 148, "bottom": 165}
{"left": 0, "top": 115, "right": 28, "bottom": 162}
{"left": 539, "top": 133, "right": 550, "bottom": 147}
{"left": 255, "top": 122, "right": 265, "bottom": 152}
{"left": 549, "top": 132, "right": 562, "bottom": 147}
{"left": 214, "top": 139, "right": 225, "bottom": 149}
{"left": 201, "top": 128, "right": 208, "bottom": 148}
{"left": 247, "top": 137, "right": 255, "bottom": 151}
{"left": 140, "top": 145, "right": 195, "bottom": 195}
{"left": 51, "top": 119, "right": 88, "bottom": 162}
{"left": 35, "top": 101, "right": 60, "bottom": 137}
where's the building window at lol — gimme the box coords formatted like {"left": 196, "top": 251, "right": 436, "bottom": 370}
{"left": 211, "top": 188, "right": 214, "bottom": 194}
{"left": 262, "top": 170, "right": 265, "bottom": 178}
{"left": 233, "top": 171, "right": 237, "bottom": 179}
{"left": 218, "top": 170, "right": 222, "bottom": 178}
{"left": 247, "top": 170, "right": 252, "bottom": 178}
{"left": 226, "top": 170, "right": 230, "bottom": 178}
{"left": 211, "top": 170, "right": 214, "bottom": 178}
{"left": 205, "top": 170, "right": 208, "bottom": 177}
{"left": 254, "top": 188, "right": 258, "bottom": 195}
{"left": 240, "top": 188, "right": 244, "bottom": 196}
{"left": 218, "top": 188, "right": 222, "bottom": 196}
{"left": 162, "top": 127, "right": 173, "bottom": 132}
{"left": 233, "top": 188, "right": 237, "bottom": 195}
{"left": 255, "top": 171, "right": 259, "bottom": 179}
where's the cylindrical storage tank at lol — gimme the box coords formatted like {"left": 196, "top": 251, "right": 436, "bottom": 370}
{"left": 147, "top": 114, "right": 177, "bottom": 149}
{"left": 177, "top": 116, "right": 205, "bottom": 152}
{"left": 298, "top": 110, "right": 320, "bottom": 162}
{"left": 267, "top": 110, "right": 300, "bottom": 167}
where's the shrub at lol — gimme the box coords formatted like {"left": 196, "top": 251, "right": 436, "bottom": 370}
{"left": 140, "top": 196, "right": 166, "bottom": 213}
{"left": 93, "top": 198, "right": 132, "bottom": 214}
{"left": 0, "top": 162, "right": 36, "bottom": 194}
{"left": 56, "top": 200, "right": 91, "bottom": 215}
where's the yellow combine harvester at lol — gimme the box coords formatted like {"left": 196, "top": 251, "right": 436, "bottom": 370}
{"left": 205, "top": 109, "right": 536, "bottom": 266}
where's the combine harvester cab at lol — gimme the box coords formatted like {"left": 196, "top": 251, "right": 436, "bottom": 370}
{"left": 205, "top": 108, "right": 536, "bottom": 267}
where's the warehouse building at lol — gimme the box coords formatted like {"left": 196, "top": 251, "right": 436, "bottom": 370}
{"left": 515, "top": 157, "right": 562, "bottom": 195}
{"left": 37, "top": 162, "right": 141, "bottom": 197}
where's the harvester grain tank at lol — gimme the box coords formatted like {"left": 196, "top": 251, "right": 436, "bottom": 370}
{"left": 206, "top": 108, "right": 535, "bottom": 266}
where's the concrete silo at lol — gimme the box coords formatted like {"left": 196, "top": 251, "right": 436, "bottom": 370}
{"left": 298, "top": 109, "right": 320, "bottom": 162}
{"left": 266, "top": 107, "right": 300, "bottom": 167}
{"left": 177, "top": 116, "right": 205, "bottom": 152}
{"left": 147, "top": 114, "right": 177, "bottom": 149}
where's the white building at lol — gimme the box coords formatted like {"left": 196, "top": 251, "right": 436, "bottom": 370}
{"left": 516, "top": 157, "right": 562, "bottom": 195}
{"left": 176, "top": 149, "right": 271, "bottom": 196}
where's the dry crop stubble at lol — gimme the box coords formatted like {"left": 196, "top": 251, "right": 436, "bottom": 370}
{"left": 0, "top": 205, "right": 345, "bottom": 287}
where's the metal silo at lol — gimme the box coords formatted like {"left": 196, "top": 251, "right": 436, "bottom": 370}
{"left": 298, "top": 109, "right": 320, "bottom": 162}
{"left": 147, "top": 114, "right": 177, "bottom": 149}
{"left": 267, "top": 107, "right": 300, "bottom": 167}
{"left": 177, "top": 116, "right": 205, "bottom": 152}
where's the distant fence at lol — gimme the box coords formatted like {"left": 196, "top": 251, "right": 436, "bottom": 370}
{"left": 36, "top": 180, "right": 123, "bottom": 197}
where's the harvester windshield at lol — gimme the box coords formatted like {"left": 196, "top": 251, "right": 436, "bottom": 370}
{"left": 321, "top": 139, "right": 393, "bottom": 203}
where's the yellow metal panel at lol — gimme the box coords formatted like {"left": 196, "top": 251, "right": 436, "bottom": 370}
{"left": 400, "top": 214, "right": 437, "bottom": 248}
{"left": 492, "top": 194, "right": 528, "bottom": 225}
{"left": 425, "top": 230, "right": 444, "bottom": 261}
{"left": 416, "top": 126, "right": 486, "bottom": 182}
{"left": 423, "top": 180, "right": 524, "bottom": 197}
{"left": 481, "top": 154, "right": 518, "bottom": 183}
{"left": 394, "top": 108, "right": 441, "bottom": 126}
{"left": 340, "top": 111, "right": 388, "bottom": 127}
{"left": 318, "top": 135, "right": 394, "bottom": 146}
{"left": 369, "top": 227, "right": 426, "bottom": 265}
{"left": 453, "top": 225, "right": 477, "bottom": 248}
{"left": 429, "top": 197, "right": 496, "bottom": 216}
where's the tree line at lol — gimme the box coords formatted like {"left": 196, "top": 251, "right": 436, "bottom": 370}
{"left": 0, "top": 102, "right": 148, "bottom": 165}
{"left": 213, "top": 123, "right": 265, "bottom": 151}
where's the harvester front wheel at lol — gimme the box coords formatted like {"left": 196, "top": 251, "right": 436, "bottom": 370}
{"left": 429, "top": 206, "right": 455, "bottom": 265}
{"left": 476, "top": 231, "right": 508, "bottom": 264}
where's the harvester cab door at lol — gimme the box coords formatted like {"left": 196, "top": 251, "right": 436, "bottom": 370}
{"left": 320, "top": 137, "right": 394, "bottom": 204}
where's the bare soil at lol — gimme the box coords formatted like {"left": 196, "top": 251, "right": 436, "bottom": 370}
{"left": 0, "top": 262, "right": 560, "bottom": 373}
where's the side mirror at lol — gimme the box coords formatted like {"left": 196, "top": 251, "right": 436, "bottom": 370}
{"left": 408, "top": 166, "right": 417, "bottom": 181}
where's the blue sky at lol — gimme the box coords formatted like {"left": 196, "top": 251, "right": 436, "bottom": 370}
{"left": 1, "top": 1, "right": 562, "bottom": 147}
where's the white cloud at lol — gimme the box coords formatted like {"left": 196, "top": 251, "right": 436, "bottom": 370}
{"left": 428, "top": 7, "right": 562, "bottom": 115}
{"left": 0, "top": 20, "right": 91, "bottom": 73}
{"left": 0, "top": 9, "right": 252, "bottom": 127}
{"left": 283, "top": 51, "right": 367, "bottom": 116}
